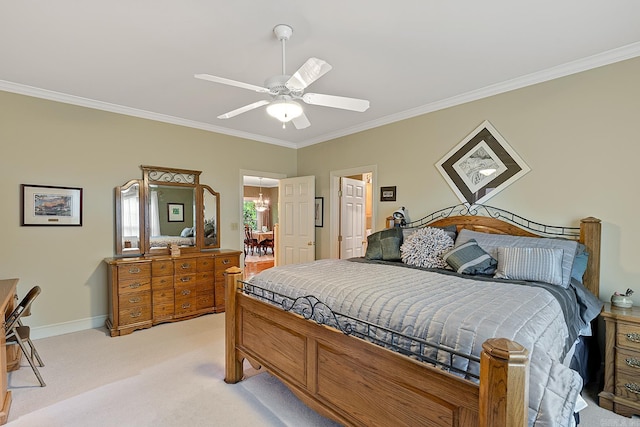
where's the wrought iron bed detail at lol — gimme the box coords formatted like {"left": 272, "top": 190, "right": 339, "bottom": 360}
{"left": 241, "top": 281, "right": 481, "bottom": 380}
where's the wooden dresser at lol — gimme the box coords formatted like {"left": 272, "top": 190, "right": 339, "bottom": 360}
{"left": 105, "top": 250, "right": 240, "bottom": 336}
{"left": 599, "top": 303, "right": 640, "bottom": 416}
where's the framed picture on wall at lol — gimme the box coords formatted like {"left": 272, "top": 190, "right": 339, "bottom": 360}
{"left": 380, "top": 186, "right": 396, "bottom": 202}
{"left": 435, "top": 120, "right": 530, "bottom": 205}
{"left": 314, "top": 197, "right": 324, "bottom": 227}
{"left": 168, "top": 203, "right": 184, "bottom": 222}
{"left": 21, "top": 184, "right": 83, "bottom": 226}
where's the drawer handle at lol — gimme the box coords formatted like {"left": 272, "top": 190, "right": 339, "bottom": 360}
{"left": 180, "top": 277, "right": 191, "bottom": 282}
{"left": 128, "top": 283, "right": 141, "bottom": 289}
{"left": 128, "top": 267, "right": 141, "bottom": 274}
{"left": 625, "top": 383, "right": 640, "bottom": 394}
{"left": 181, "top": 289, "right": 191, "bottom": 296}
{"left": 130, "top": 311, "right": 142, "bottom": 318}
{"left": 182, "top": 303, "right": 191, "bottom": 309}
{"left": 626, "top": 358, "right": 640, "bottom": 368}
{"left": 222, "top": 259, "right": 231, "bottom": 265}
{"left": 181, "top": 263, "right": 191, "bottom": 269}
{"left": 626, "top": 333, "right": 640, "bottom": 343}
{"left": 129, "top": 297, "right": 141, "bottom": 303}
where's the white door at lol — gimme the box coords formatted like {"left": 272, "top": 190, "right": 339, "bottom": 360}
{"left": 340, "top": 177, "right": 366, "bottom": 259}
{"left": 278, "top": 176, "right": 316, "bottom": 265}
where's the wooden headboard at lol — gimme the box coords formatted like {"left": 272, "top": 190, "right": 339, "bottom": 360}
{"left": 402, "top": 205, "right": 602, "bottom": 298}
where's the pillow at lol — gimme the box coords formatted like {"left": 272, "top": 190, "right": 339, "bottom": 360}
{"left": 454, "top": 229, "right": 578, "bottom": 288}
{"left": 180, "top": 227, "right": 193, "bottom": 237}
{"left": 402, "top": 225, "right": 457, "bottom": 242}
{"left": 442, "top": 239, "right": 497, "bottom": 275}
{"left": 571, "top": 243, "right": 589, "bottom": 283}
{"left": 494, "top": 247, "right": 565, "bottom": 286}
{"left": 400, "top": 227, "right": 453, "bottom": 268}
{"left": 365, "top": 227, "right": 403, "bottom": 261}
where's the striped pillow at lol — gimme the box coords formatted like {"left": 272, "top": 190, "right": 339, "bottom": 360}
{"left": 494, "top": 247, "right": 564, "bottom": 286}
{"left": 442, "top": 239, "right": 497, "bottom": 274}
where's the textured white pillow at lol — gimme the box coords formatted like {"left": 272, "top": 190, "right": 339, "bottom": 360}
{"left": 494, "top": 247, "right": 564, "bottom": 286}
{"left": 401, "top": 227, "right": 453, "bottom": 268}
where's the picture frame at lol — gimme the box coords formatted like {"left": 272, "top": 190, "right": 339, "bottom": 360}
{"left": 167, "top": 203, "right": 184, "bottom": 222}
{"left": 435, "top": 120, "right": 530, "bottom": 205}
{"left": 380, "top": 186, "right": 396, "bottom": 202}
{"left": 314, "top": 197, "right": 324, "bottom": 227}
{"left": 21, "top": 184, "right": 83, "bottom": 226}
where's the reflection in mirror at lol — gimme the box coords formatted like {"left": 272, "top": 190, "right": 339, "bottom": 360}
{"left": 148, "top": 185, "right": 196, "bottom": 248}
{"left": 202, "top": 185, "right": 220, "bottom": 248}
{"left": 116, "top": 179, "right": 143, "bottom": 256}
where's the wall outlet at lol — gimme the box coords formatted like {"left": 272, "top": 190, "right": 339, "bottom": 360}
{"left": 230, "top": 222, "right": 238, "bottom": 230}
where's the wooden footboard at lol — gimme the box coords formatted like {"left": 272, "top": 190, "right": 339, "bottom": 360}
{"left": 225, "top": 268, "right": 528, "bottom": 427}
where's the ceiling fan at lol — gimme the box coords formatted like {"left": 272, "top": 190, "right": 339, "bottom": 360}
{"left": 195, "top": 24, "right": 370, "bottom": 129}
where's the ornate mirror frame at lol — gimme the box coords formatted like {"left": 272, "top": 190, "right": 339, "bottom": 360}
{"left": 114, "top": 165, "right": 221, "bottom": 256}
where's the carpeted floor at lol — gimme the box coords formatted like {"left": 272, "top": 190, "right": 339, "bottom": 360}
{"left": 4, "top": 313, "right": 639, "bottom": 426}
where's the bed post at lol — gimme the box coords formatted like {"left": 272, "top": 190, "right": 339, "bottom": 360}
{"left": 224, "top": 266, "right": 243, "bottom": 384}
{"left": 580, "top": 217, "right": 601, "bottom": 298}
{"left": 479, "top": 338, "right": 529, "bottom": 427}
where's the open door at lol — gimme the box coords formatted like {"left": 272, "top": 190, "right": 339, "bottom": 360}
{"left": 278, "top": 176, "right": 316, "bottom": 265}
{"left": 340, "top": 177, "right": 366, "bottom": 259}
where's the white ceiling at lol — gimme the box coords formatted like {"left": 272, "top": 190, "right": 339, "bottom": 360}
{"left": 2, "top": 1, "right": 640, "bottom": 149}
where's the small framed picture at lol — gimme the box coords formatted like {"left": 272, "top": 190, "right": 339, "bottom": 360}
{"left": 168, "top": 203, "right": 184, "bottom": 222}
{"left": 21, "top": 184, "right": 83, "bottom": 226}
{"left": 380, "top": 186, "right": 396, "bottom": 202}
{"left": 314, "top": 197, "right": 324, "bottom": 227}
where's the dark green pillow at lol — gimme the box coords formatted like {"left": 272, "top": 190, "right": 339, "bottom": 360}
{"left": 365, "top": 228, "right": 403, "bottom": 261}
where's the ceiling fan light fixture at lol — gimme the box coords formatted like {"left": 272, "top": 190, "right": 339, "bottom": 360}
{"left": 266, "top": 99, "right": 303, "bottom": 123}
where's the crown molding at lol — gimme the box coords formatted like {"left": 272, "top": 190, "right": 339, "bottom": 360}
{"left": 2, "top": 41, "right": 639, "bottom": 150}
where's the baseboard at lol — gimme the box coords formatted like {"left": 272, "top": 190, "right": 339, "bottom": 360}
{"left": 30, "top": 315, "right": 108, "bottom": 340}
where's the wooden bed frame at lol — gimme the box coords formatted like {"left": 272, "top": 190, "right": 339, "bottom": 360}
{"left": 224, "top": 210, "right": 602, "bottom": 427}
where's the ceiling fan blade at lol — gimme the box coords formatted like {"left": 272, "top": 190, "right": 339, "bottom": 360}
{"left": 291, "top": 112, "right": 311, "bottom": 130}
{"left": 302, "top": 93, "right": 370, "bottom": 112}
{"left": 285, "top": 58, "right": 332, "bottom": 91}
{"left": 194, "top": 74, "right": 269, "bottom": 93}
{"left": 217, "top": 100, "right": 270, "bottom": 119}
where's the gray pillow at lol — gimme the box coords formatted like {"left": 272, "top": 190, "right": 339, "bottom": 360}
{"left": 494, "top": 247, "right": 564, "bottom": 286}
{"left": 454, "top": 229, "right": 578, "bottom": 288}
{"left": 442, "top": 239, "right": 497, "bottom": 274}
{"left": 365, "top": 228, "right": 403, "bottom": 261}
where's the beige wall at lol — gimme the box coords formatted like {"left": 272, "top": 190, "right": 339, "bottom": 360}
{"left": 0, "top": 91, "right": 297, "bottom": 334}
{"left": 2, "top": 56, "right": 639, "bottom": 335}
{"left": 299, "top": 56, "right": 640, "bottom": 304}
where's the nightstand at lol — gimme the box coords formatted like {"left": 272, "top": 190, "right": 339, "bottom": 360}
{"left": 599, "top": 302, "right": 640, "bottom": 417}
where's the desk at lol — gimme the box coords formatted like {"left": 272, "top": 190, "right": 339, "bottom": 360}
{"left": 0, "top": 279, "right": 17, "bottom": 425}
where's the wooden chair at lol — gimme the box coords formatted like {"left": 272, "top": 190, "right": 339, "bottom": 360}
{"left": 244, "top": 226, "right": 260, "bottom": 256}
{"left": 261, "top": 238, "right": 274, "bottom": 256}
{"left": 5, "top": 286, "right": 45, "bottom": 387}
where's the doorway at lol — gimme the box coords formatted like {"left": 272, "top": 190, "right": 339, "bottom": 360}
{"left": 329, "top": 165, "right": 377, "bottom": 259}
{"left": 241, "top": 172, "right": 283, "bottom": 279}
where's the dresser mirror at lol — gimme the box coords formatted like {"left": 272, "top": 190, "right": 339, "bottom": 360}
{"left": 114, "top": 165, "right": 220, "bottom": 256}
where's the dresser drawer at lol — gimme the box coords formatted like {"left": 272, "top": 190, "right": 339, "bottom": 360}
{"left": 197, "top": 257, "right": 215, "bottom": 272}
{"left": 197, "top": 289, "right": 214, "bottom": 310}
{"left": 117, "top": 263, "right": 151, "bottom": 281}
{"left": 175, "top": 283, "right": 197, "bottom": 316}
{"left": 617, "top": 321, "right": 640, "bottom": 351}
{"left": 152, "top": 275, "right": 173, "bottom": 290}
{"left": 197, "top": 271, "right": 214, "bottom": 288}
{"left": 175, "top": 259, "right": 197, "bottom": 274}
{"left": 175, "top": 273, "right": 196, "bottom": 286}
{"left": 152, "top": 260, "right": 174, "bottom": 277}
{"left": 118, "top": 277, "right": 151, "bottom": 294}
{"left": 153, "top": 289, "right": 174, "bottom": 319}
{"left": 215, "top": 255, "right": 239, "bottom": 281}
{"left": 119, "top": 291, "right": 151, "bottom": 325}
